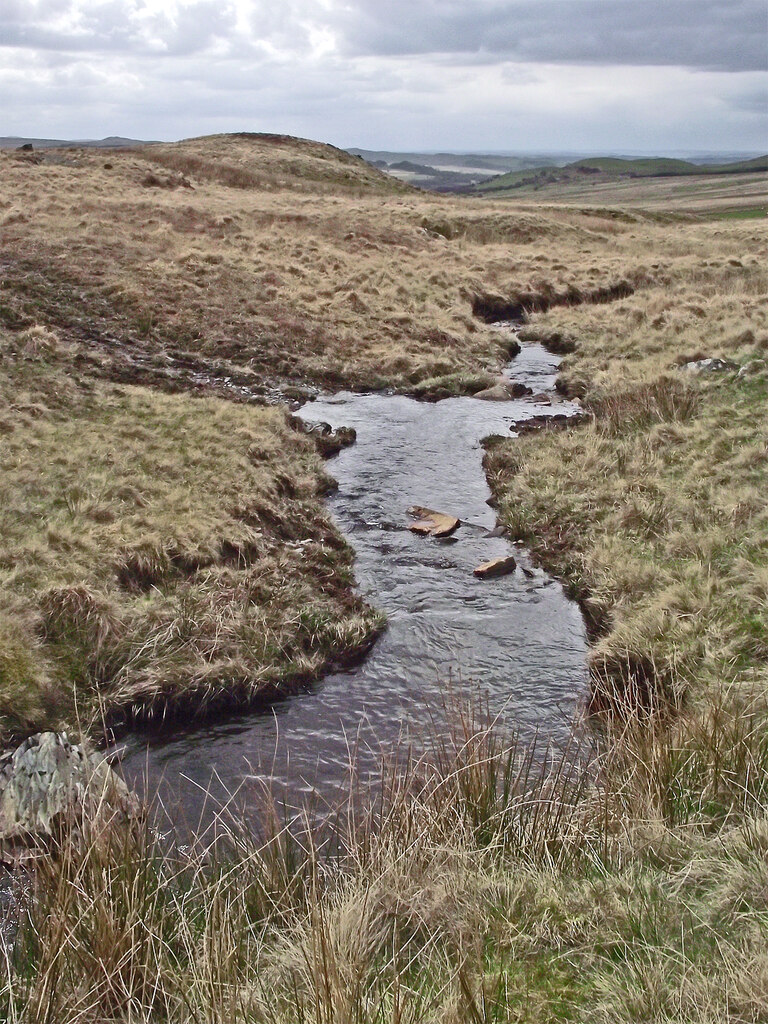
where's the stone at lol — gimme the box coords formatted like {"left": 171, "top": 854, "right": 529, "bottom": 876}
{"left": 473, "top": 384, "right": 509, "bottom": 401}
{"left": 474, "top": 380, "right": 533, "bottom": 401}
{"left": 0, "top": 732, "right": 140, "bottom": 861}
{"left": 289, "top": 416, "right": 356, "bottom": 457}
{"left": 681, "top": 357, "right": 738, "bottom": 375}
{"left": 408, "top": 506, "right": 460, "bottom": 538}
{"left": 485, "top": 525, "right": 507, "bottom": 538}
{"left": 511, "top": 412, "right": 577, "bottom": 434}
{"left": 474, "top": 555, "right": 517, "bottom": 579}
{"left": 530, "top": 393, "right": 552, "bottom": 404}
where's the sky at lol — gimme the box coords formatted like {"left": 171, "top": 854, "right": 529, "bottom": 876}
{"left": 0, "top": 0, "right": 766, "bottom": 154}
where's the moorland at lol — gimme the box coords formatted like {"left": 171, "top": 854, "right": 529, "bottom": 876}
{"left": 1, "top": 132, "right": 767, "bottom": 1022}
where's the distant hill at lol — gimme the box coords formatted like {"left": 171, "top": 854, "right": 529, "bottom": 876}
{"left": 389, "top": 160, "right": 439, "bottom": 174}
{"left": 348, "top": 149, "right": 560, "bottom": 173}
{"left": 477, "top": 154, "right": 768, "bottom": 195}
{"left": 132, "top": 133, "right": 410, "bottom": 195}
{"left": 348, "top": 149, "right": 562, "bottom": 192}
{"left": 0, "top": 136, "right": 149, "bottom": 150}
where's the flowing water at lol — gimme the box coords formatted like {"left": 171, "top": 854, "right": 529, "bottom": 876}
{"left": 116, "top": 340, "right": 588, "bottom": 829}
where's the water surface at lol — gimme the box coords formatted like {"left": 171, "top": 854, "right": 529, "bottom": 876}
{"left": 118, "top": 341, "right": 588, "bottom": 827}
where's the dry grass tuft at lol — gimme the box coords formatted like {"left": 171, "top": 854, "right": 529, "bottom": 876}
{"left": 2, "top": 691, "right": 768, "bottom": 1022}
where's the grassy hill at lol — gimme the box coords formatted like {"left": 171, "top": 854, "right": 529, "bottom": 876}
{"left": 479, "top": 153, "right": 768, "bottom": 196}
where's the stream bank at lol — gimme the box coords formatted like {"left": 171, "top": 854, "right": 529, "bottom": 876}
{"left": 115, "top": 333, "right": 589, "bottom": 829}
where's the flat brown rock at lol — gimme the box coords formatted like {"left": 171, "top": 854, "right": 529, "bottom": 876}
{"left": 408, "top": 506, "right": 460, "bottom": 538}
{"left": 473, "top": 555, "right": 517, "bottom": 579}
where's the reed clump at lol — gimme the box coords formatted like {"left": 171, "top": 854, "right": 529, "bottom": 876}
{"left": 2, "top": 690, "right": 767, "bottom": 1023}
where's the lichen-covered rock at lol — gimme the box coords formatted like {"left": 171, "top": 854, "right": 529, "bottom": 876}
{"left": 681, "top": 357, "right": 738, "bottom": 375}
{"left": 0, "top": 732, "right": 139, "bottom": 859}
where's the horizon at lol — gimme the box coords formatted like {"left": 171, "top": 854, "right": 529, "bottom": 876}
{"left": 1, "top": 133, "right": 765, "bottom": 162}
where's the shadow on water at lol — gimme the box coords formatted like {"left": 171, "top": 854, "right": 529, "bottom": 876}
{"left": 116, "top": 336, "right": 589, "bottom": 832}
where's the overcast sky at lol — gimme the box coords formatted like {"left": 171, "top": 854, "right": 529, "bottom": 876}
{"left": 1, "top": 0, "right": 766, "bottom": 153}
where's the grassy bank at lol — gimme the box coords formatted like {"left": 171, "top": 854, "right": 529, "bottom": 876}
{"left": 0, "top": 327, "right": 382, "bottom": 744}
{"left": 484, "top": 240, "right": 768, "bottom": 712}
{"left": 3, "top": 691, "right": 768, "bottom": 1022}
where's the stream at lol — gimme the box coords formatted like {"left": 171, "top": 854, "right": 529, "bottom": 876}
{"left": 117, "top": 338, "right": 588, "bottom": 831}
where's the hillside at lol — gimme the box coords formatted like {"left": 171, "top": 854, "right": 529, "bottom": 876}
{"left": 0, "top": 132, "right": 669, "bottom": 397}
{"left": 0, "top": 136, "right": 147, "bottom": 149}
{"left": 478, "top": 153, "right": 768, "bottom": 202}
{"left": 350, "top": 148, "right": 561, "bottom": 191}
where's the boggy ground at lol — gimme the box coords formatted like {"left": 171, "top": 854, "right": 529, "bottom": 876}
{"left": 4, "top": 131, "right": 762, "bottom": 743}
{"left": 3, "top": 134, "right": 768, "bottom": 1022}
{"left": 1, "top": 133, "right": 766, "bottom": 739}
{"left": 1, "top": 132, "right": 738, "bottom": 399}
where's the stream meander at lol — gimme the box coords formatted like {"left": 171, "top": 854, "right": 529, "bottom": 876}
{"left": 117, "top": 338, "right": 589, "bottom": 830}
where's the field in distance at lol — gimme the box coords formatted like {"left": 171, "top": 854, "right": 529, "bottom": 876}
{"left": 473, "top": 154, "right": 768, "bottom": 212}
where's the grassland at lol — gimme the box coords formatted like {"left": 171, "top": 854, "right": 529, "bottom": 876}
{"left": 477, "top": 154, "right": 768, "bottom": 213}
{"left": 0, "top": 134, "right": 704, "bottom": 396}
{"left": 2, "top": 133, "right": 768, "bottom": 1021}
{"left": 484, "top": 171, "right": 768, "bottom": 214}
{"left": 0, "top": 326, "right": 381, "bottom": 744}
{"left": 484, "top": 242, "right": 768, "bottom": 714}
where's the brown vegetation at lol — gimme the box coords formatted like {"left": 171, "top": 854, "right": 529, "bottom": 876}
{"left": 0, "top": 133, "right": 724, "bottom": 398}
{"left": 2, "top": 133, "right": 768, "bottom": 1021}
{"left": 484, "top": 229, "right": 768, "bottom": 714}
{"left": 4, "top": 690, "right": 768, "bottom": 1022}
{"left": 0, "top": 329, "right": 382, "bottom": 744}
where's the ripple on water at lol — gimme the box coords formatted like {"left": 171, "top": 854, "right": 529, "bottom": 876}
{"left": 117, "top": 341, "right": 589, "bottom": 826}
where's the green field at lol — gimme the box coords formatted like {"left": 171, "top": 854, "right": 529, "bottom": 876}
{"left": 478, "top": 153, "right": 768, "bottom": 197}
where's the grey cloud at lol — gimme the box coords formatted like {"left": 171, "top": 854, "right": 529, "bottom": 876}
{"left": 0, "top": 0, "right": 240, "bottom": 57}
{"left": 330, "top": 0, "right": 768, "bottom": 72}
{"left": 730, "top": 85, "right": 768, "bottom": 112}
{"left": 3, "top": 1, "right": 765, "bottom": 72}
{"left": 0, "top": 0, "right": 764, "bottom": 153}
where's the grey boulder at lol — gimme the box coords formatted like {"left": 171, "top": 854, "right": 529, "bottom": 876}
{"left": 0, "top": 732, "right": 140, "bottom": 860}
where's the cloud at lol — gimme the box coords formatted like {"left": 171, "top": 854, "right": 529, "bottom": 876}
{"left": 2, "top": 1, "right": 766, "bottom": 70}
{"left": 329, "top": 0, "right": 767, "bottom": 72}
{"left": 0, "top": 0, "right": 240, "bottom": 57}
{"left": 0, "top": 1, "right": 765, "bottom": 152}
